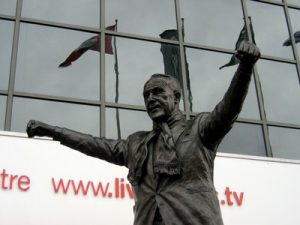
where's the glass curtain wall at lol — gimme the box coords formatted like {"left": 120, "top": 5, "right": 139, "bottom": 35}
{"left": 1, "top": 0, "right": 300, "bottom": 160}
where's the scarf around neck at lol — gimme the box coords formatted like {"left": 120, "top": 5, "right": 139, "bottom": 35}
{"left": 127, "top": 111, "right": 186, "bottom": 185}
{"left": 152, "top": 111, "right": 185, "bottom": 176}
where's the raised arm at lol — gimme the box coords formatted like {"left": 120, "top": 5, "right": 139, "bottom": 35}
{"left": 200, "top": 41, "right": 260, "bottom": 150}
{"left": 26, "top": 120, "right": 128, "bottom": 166}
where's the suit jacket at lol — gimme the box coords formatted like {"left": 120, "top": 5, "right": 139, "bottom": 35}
{"left": 53, "top": 62, "right": 253, "bottom": 225}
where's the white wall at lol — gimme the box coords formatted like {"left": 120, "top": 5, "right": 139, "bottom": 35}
{"left": 0, "top": 131, "right": 300, "bottom": 225}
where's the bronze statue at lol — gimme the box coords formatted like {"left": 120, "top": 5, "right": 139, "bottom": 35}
{"left": 27, "top": 41, "right": 260, "bottom": 225}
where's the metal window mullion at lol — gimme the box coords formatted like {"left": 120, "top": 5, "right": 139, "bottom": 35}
{"left": 282, "top": 0, "right": 300, "bottom": 83}
{"left": 241, "top": 0, "right": 273, "bottom": 157}
{"left": 174, "top": 0, "right": 190, "bottom": 120}
{"left": 20, "top": 17, "right": 101, "bottom": 33}
{"left": 0, "top": 14, "right": 15, "bottom": 20}
{"left": 4, "top": 0, "right": 22, "bottom": 131}
{"left": 287, "top": 4, "right": 300, "bottom": 10}
{"left": 268, "top": 121, "right": 300, "bottom": 130}
{"left": 100, "top": 0, "right": 106, "bottom": 137}
{"left": 250, "top": 0, "right": 284, "bottom": 7}
{"left": 13, "top": 91, "right": 102, "bottom": 107}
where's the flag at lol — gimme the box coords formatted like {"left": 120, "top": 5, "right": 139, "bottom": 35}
{"left": 219, "top": 19, "right": 256, "bottom": 70}
{"left": 283, "top": 31, "right": 300, "bottom": 46}
{"left": 160, "top": 28, "right": 193, "bottom": 111}
{"left": 59, "top": 25, "right": 116, "bottom": 68}
{"left": 159, "top": 30, "right": 183, "bottom": 86}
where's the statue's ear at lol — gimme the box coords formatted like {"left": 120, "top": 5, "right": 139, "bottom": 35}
{"left": 174, "top": 92, "right": 181, "bottom": 104}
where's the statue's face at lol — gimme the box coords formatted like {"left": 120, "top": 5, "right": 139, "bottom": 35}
{"left": 143, "top": 79, "right": 177, "bottom": 122}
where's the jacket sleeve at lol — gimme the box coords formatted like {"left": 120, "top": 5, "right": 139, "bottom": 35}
{"left": 199, "top": 62, "right": 253, "bottom": 151}
{"left": 52, "top": 127, "right": 128, "bottom": 167}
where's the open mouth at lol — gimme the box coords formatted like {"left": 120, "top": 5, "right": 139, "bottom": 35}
{"left": 148, "top": 104, "right": 161, "bottom": 112}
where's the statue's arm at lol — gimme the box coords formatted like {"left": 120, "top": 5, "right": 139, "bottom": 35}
{"left": 26, "top": 120, "right": 128, "bottom": 166}
{"left": 200, "top": 41, "right": 260, "bottom": 150}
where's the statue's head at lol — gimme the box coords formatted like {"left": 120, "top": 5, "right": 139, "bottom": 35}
{"left": 143, "top": 74, "right": 181, "bottom": 122}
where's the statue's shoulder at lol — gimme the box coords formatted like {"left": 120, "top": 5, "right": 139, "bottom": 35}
{"left": 127, "top": 130, "right": 151, "bottom": 143}
{"left": 190, "top": 112, "right": 210, "bottom": 124}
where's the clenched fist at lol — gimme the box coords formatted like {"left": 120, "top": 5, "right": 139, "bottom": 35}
{"left": 26, "top": 120, "right": 55, "bottom": 138}
{"left": 236, "top": 41, "right": 260, "bottom": 65}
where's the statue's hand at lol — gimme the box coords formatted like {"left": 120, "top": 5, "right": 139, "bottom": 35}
{"left": 26, "top": 120, "right": 54, "bottom": 138}
{"left": 236, "top": 41, "right": 260, "bottom": 65}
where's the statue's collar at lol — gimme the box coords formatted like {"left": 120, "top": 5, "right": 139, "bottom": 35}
{"left": 153, "top": 110, "right": 186, "bottom": 131}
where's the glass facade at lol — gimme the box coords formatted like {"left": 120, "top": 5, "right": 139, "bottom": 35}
{"left": 0, "top": 0, "right": 16, "bottom": 15}
{"left": 0, "top": 96, "right": 6, "bottom": 130}
{"left": 0, "top": 20, "right": 14, "bottom": 91}
{"left": 15, "top": 23, "right": 100, "bottom": 100}
{"left": 1, "top": 0, "right": 300, "bottom": 160}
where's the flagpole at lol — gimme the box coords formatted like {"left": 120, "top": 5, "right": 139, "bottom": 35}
{"left": 248, "top": 17, "right": 256, "bottom": 44}
{"left": 113, "top": 19, "right": 121, "bottom": 139}
{"left": 181, "top": 18, "right": 193, "bottom": 112}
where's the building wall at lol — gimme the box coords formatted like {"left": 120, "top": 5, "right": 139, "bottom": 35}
{"left": 0, "top": 0, "right": 300, "bottom": 160}
{"left": 1, "top": 131, "right": 300, "bottom": 225}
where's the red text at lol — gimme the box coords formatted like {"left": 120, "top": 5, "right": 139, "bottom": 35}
{"left": 51, "top": 177, "right": 133, "bottom": 199}
{"left": 0, "top": 169, "right": 30, "bottom": 191}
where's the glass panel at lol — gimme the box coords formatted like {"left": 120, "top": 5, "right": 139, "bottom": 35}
{"left": 0, "top": 0, "right": 16, "bottom": 15}
{"left": 186, "top": 48, "right": 260, "bottom": 120}
{"left": 269, "top": 126, "right": 300, "bottom": 160}
{"left": 106, "top": 108, "right": 152, "bottom": 139}
{"left": 11, "top": 98, "right": 100, "bottom": 136}
{"left": 22, "top": 0, "right": 100, "bottom": 28}
{"left": 218, "top": 123, "right": 266, "bottom": 156}
{"left": 288, "top": 8, "right": 300, "bottom": 57}
{"left": 246, "top": 1, "right": 293, "bottom": 59}
{"left": 0, "top": 96, "right": 6, "bottom": 130}
{"left": 180, "top": 0, "right": 244, "bottom": 49}
{"left": 15, "top": 23, "right": 100, "bottom": 100}
{"left": 288, "top": 0, "right": 300, "bottom": 6}
{"left": 257, "top": 60, "right": 300, "bottom": 124}
{"left": 106, "top": 36, "right": 184, "bottom": 109}
{"left": 0, "top": 20, "right": 14, "bottom": 90}
{"left": 106, "top": 0, "right": 176, "bottom": 38}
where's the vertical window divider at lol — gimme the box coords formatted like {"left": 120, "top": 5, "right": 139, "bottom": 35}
{"left": 5, "top": 0, "right": 22, "bottom": 131}
{"left": 100, "top": 0, "right": 106, "bottom": 137}
{"left": 241, "top": 0, "right": 273, "bottom": 157}
{"left": 175, "top": 0, "right": 190, "bottom": 120}
{"left": 282, "top": 0, "right": 300, "bottom": 83}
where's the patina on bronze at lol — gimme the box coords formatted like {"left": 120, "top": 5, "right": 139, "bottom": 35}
{"left": 26, "top": 41, "right": 260, "bottom": 225}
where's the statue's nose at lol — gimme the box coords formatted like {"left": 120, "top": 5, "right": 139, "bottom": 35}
{"left": 145, "top": 92, "right": 154, "bottom": 102}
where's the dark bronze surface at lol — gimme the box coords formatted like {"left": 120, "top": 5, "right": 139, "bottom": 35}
{"left": 27, "top": 41, "right": 260, "bottom": 225}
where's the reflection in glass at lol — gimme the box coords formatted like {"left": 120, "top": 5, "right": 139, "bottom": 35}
{"left": 288, "top": 8, "right": 300, "bottom": 57}
{"left": 0, "top": 0, "right": 16, "bottom": 15}
{"left": 22, "top": 0, "right": 100, "bottom": 28}
{"left": 0, "top": 20, "right": 14, "bottom": 91}
{"left": 106, "top": 37, "right": 184, "bottom": 108}
{"left": 180, "top": 0, "right": 244, "bottom": 49}
{"left": 269, "top": 126, "right": 300, "bottom": 160}
{"left": 106, "top": 0, "right": 176, "bottom": 38}
{"left": 186, "top": 48, "right": 260, "bottom": 120}
{"left": 106, "top": 108, "right": 152, "bottom": 139}
{"left": 257, "top": 60, "right": 300, "bottom": 124}
{"left": 11, "top": 98, "right": 100, "bottom": 136}
{"left": 15, "top": 23, "right": 100, "bottom": 100}
{"left": 288, "top": 0, "right": 300, "bottom": 6}
{"left": 218, "top": 123, "right": 266, "bottom": 156}
{"left": 0, "top": 96, "right": 6, "bottom": 130}
{"left": 246, "top": 1, "right": 293, "bottom": 59}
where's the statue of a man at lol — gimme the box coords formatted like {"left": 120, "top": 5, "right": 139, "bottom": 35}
{"left": 27, "top": 41, "right": 260, "bottom": 225}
